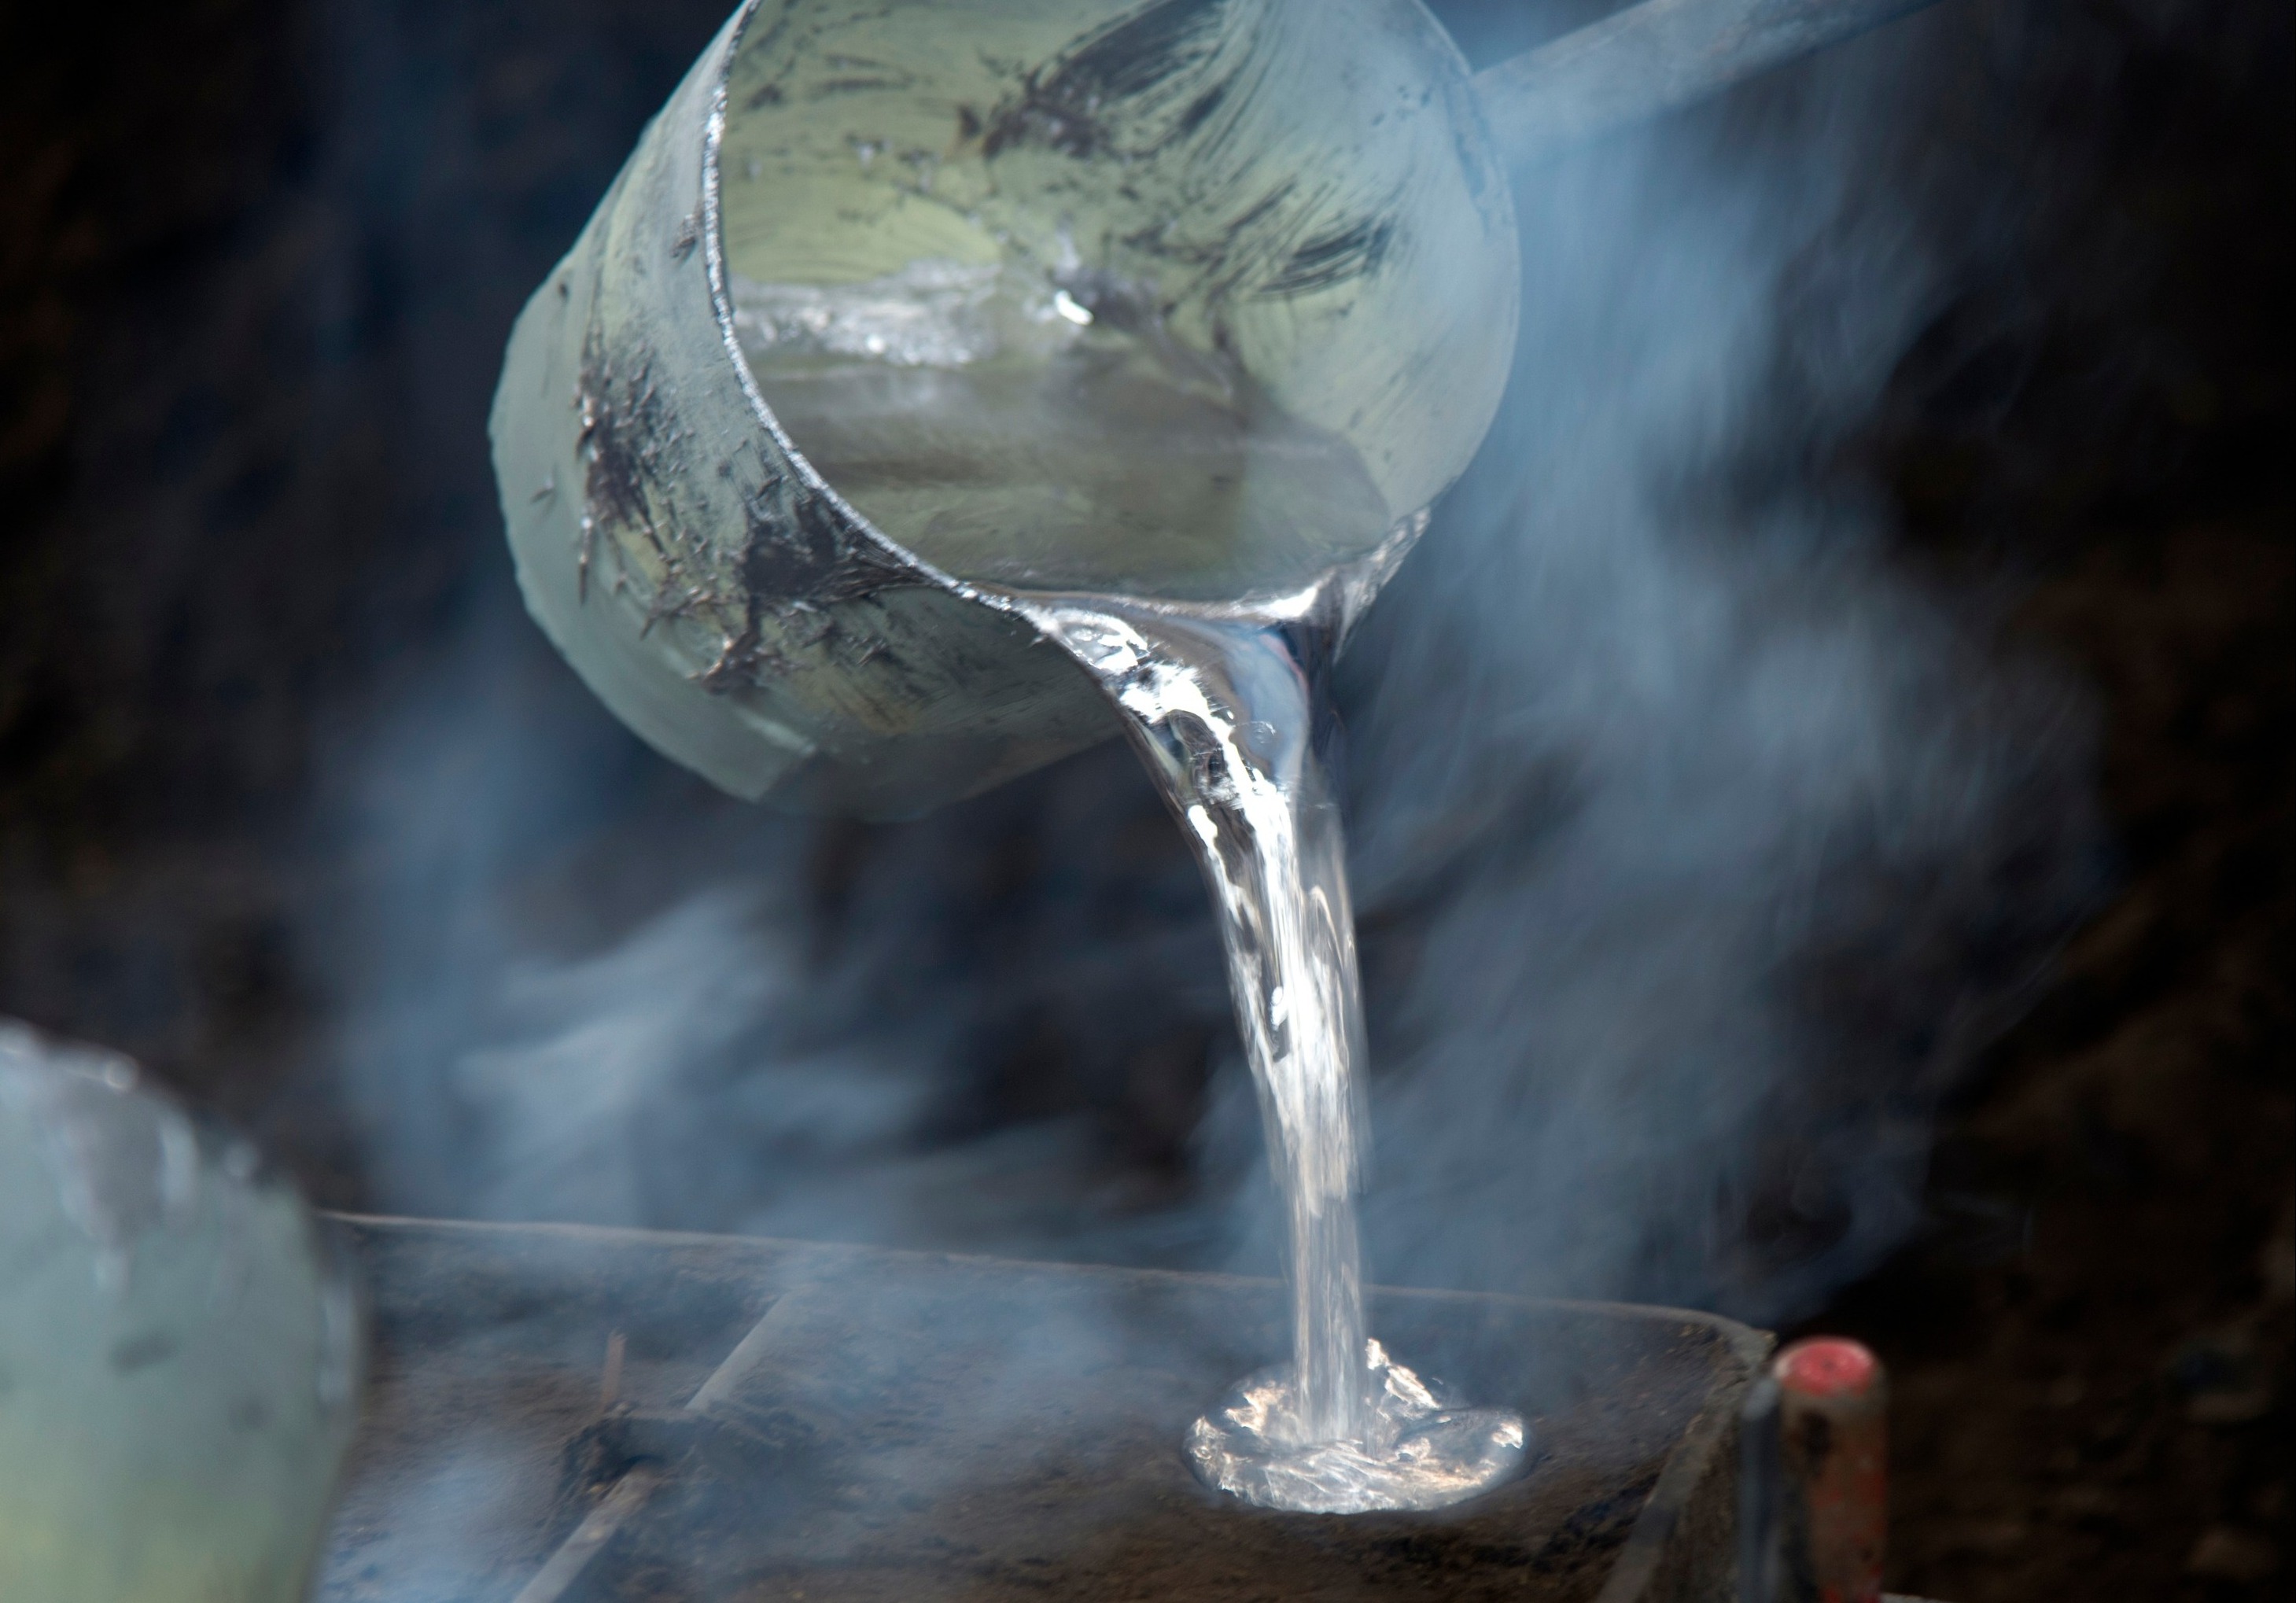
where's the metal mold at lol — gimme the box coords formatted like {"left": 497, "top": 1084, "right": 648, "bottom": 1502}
{"left": 322, "top": 1216, "right": 1768, "bottom": 1601}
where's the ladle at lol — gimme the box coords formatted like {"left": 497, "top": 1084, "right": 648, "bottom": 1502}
{"left": 492, "top": 0, "right": 1934, "bottom": 818}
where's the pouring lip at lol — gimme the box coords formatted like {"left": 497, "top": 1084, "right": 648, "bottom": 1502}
{"left": 987, "top": 506, "right": 1432, "bottom": 661}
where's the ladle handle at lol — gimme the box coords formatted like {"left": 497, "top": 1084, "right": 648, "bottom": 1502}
{"left": 1472, "top": 0, "right": 1941, "bottom": 162}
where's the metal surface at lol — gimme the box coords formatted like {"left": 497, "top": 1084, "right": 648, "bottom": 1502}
{"left": 323, "top": 1214, "right": 1771, "bottom": 1601}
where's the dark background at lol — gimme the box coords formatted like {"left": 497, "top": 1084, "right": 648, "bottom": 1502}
{"left": 2, "top": 0, "right": 2287, "bottom": 1597}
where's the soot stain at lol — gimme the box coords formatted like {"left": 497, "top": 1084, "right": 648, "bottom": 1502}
{"left": 580, "top": 310, "right": 910, "bottom": 697}
{"left": 1259, "top": 216, "right": 1399, "bottom": 297}
{"left": 982, "top": 0, "right": 1232, "bottom": 162}
{"left": 577, "top": 315, "right": 746, "bottom": 644}
{"left": 701, "top": 471, "right": 912, "bottom": 695}
{"left": 812, "top": 74, "right": 911, "bottom": 100}
{"left": 577, "top": 319, "right": 674, "bottom": 608}
{"left": 976, "top": 1, "right": 1406, "bottom": 307}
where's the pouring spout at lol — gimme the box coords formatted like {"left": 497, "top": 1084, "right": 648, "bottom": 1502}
{"left": 1472, "top": 0, "right": 1940, "bottom": 164}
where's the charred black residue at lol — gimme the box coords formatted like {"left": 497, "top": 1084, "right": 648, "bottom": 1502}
{"left": 1259, "top": 215, "right": 1399, "bottom": 297}
{"left": 813, "top": 75, "right": 910, "bottom": 98}
{"left": 577, "top": 326, "right": 665, "bottom": 566}
{"left": 1172, "top": 81, "right": 1228, "bottom": 141}
{"left": 735, "top": 8, "right": 797, "bottom": 110}
{"left": 699, "top": 473, "right": 910, "bottom": 695}
{"left": 577, "top": 319, "right": 700, "bottom": 624}
{"left": 759, "top": 47, "right": 920, "bottom": 105}
{"left": 982, "top": 0, "right": 1231, "bottom": 161}
{"left": 738, "top": 483, "right": 841, "bottom": 605}
{"left": 1110, "top": 175, "right": 1295, "bottom": 308}
{"left": 580, "top": 310, "right": 909, "bottom": 696}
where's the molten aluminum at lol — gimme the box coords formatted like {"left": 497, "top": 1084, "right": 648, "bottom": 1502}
{"left": 1024, "top": 595, "right": 1528, "bottom": 1511}
{"left": 1187, "top": 1338, "right": 1530, "bottom": 1514}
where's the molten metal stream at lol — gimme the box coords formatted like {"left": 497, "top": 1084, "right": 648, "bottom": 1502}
{"left": 1025, "top": 596, "right": 1525, "bottom": 1513}
{"left": 745, "top": 268, "right": 1524, "bottom": 1513}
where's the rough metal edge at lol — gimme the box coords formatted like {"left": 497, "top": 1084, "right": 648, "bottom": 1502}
{"left": 1593, "top": 1303, "right": 1775, "bottom": 1602}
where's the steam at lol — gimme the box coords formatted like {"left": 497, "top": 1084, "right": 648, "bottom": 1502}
{"left": 315, "top": 3, "right": 2096, "bottom": 1335}
{"left": 323, "top": 653, "right": 1229, "bottom": 1264}
{"left": 1324, "top": 50, "right": 2100, "bottom": 1321}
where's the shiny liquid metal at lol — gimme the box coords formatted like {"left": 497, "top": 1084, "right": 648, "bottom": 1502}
{"left": 740, "top": 270, "right": 1526, "bottom": 1513}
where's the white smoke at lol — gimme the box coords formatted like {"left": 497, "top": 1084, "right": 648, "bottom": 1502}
{"left": 1320, "top": 24, "right": 2095, "bottom": 1320}
{"left": 314, "top": 0, "right": 2096, "bottom": 1332}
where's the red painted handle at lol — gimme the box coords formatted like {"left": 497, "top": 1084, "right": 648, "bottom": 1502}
{"left": 1775, "top": 1337, "right": 1888, "bottom": 1603}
